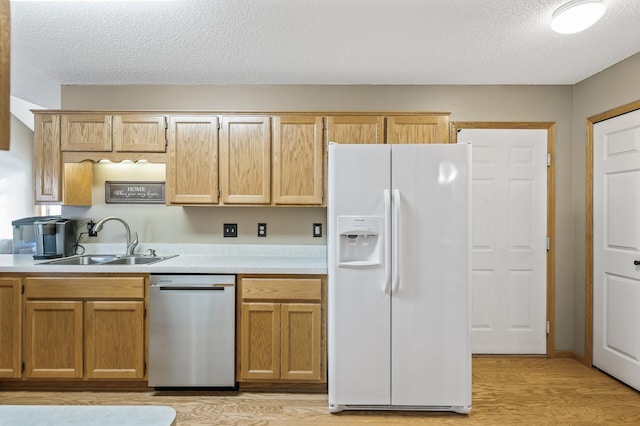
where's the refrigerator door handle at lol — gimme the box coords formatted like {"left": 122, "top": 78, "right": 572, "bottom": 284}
{"left": 384, "top": 189, "right": 391, "bottom": 294}
{"left": 392, "top": 189, "right": 401, "bottom": 293}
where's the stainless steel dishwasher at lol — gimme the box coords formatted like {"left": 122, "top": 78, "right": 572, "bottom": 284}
{"left": 149, "top": 274, "right": 236, "bottom": 388}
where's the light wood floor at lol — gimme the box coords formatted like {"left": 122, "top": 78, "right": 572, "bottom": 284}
{"left": 1, "top": 358, "right": 639, "bottom": 425}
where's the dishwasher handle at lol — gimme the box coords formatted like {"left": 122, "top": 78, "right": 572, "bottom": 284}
{"left": 156, "top": 285, "right": 229, "bottom": 291}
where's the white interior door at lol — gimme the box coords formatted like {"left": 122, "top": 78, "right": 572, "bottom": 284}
{"left": 593, "top": 109, "right": 640, "bottom": 391}
{"left": 458, "top": 129, "right": 547, "bottom": 354}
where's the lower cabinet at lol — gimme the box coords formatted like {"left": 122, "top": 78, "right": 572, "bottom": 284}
{"left": 0, "top": 277, "right": 22, "bottom": 378}
{"left": 280, "top": 303, "right": 321, "bottom": 381}
{"left": 238, "top": 276, "right": 325, "bottom": 384}
{"left": 84, "top": 301, "right": 144, "bottom": 379}
{"left": 23, "top": 276, "right": 146, "bottom": 381}
{"left": 24, "top": 300, "right": 84, "bottom": 378}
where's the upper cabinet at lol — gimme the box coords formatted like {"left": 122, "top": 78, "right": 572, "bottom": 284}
{"left": 168, "top": 114, "right": 325, "bottom": 206}
{"left": 61, "top": 113, "right": 167, "bottom": 153}
{"left": 166, "top": 115, "right": 219, "bottom": 204}
{"left": 327, "top": 114, "right": 450, "bottom": 144}
{"left": 34, "top": 114, "right": 62, "bottom": 203}
{"left": 33, "top": 111, "right": 169, "bottom": 205}
{"left": 113, "top": 114, "right": 167, "bottom": 152}
{"left": 33, "top": 114, "right": 92, "bottom": 205}
{"left": 273, "top": 116, "right": 324, "bottom": 205}
{"left": 327, "top": 116, "right": 384, "bottom": 144}
{"left": 387, "top": 115, "right": 449, "bottom": 144}
{"left": 61, "top": 114, "right": 112, "bottom": 151}
{"left": 33, "top": 110, "right": 450, "bottom": 207}
{"left": 220, "top": 116, "right": 271, "bottom": 205}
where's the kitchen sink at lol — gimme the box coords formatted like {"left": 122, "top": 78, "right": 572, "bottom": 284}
{"left": 98, "top": 255, "right": 172, "bottom": 265}
{"left": 37, "top": 254, "right": 178, "bottom": 266}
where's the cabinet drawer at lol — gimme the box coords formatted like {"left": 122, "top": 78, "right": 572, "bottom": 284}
{"left": 24, "top": 277, "right": 145, "bottom": 299}
{"left": 241, "top": 278, "right": 321, "bottom": 301}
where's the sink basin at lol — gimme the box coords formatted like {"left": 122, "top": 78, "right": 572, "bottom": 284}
{"left": 38, "top": 254, "right": 178, "bottom": 266}
{"left": 99, "top": 256, "right": 172, "bottom": 265}
{"left": 38, "top": 255, "right": 119, "bottom": 265}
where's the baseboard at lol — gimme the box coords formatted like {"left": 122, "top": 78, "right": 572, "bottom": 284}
{"left": 238, "top": 382, "right": 327, "bottom": 393}
{"left": 472, "top": 351, "right": 589, "bottom": 366}
{"left": 0, "top": 380, "right": 150, "bottom": 391}
{"left": 552, "top": 350, "right": 588, "bottom": 365}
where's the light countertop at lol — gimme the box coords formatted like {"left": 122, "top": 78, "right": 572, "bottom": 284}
{"left": 0, "top": 405, "right": 176, "bottom": 426}
{"left": 0, "top": 244, "right": 327, "bottom": 275}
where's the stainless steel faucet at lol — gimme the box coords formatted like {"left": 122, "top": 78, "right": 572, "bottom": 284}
{"left": 93, "top": 216, "right": 139, "bottom": 255}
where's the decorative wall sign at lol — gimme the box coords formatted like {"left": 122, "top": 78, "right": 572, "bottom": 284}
{"left": 105, "top": 181, "right": 165, "bottom": 204}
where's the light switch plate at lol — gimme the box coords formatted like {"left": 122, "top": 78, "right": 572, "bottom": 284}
{"left": 313, "top": 223, "right": 322, "bottom": 237}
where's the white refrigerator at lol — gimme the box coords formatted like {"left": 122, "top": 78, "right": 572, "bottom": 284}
{"left": 327, "top": 143, "right": 472, "bottom": 414}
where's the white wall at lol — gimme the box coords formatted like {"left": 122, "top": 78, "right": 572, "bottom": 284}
{"left": 62, "top": 161, "right": 326, "bottom": 248}
{"left": 572, "top": 52, "right": 640, "bottom": 358}
{"left": 61, "top": 83, "right": 575, "bottom": 351}
{"left": 0, "top": 116, "right": 34, "bottom": 240}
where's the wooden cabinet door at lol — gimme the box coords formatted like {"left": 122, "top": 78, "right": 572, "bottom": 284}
{"left": 240, "top": 302, "right": 280, "bottom": 380}
{"left": 166, "top": 115, "right": 219, "bottom": 204}
{"left": 34, "top": 114, "right": 62, "bottom": 203}
{"left": 327, "top": 116, "right": 384, "bottom": 144}
{"left": 62, "top": 162, "right": 93, "bottom": 206}
{"left": 24, "top": 300, "right": 83, "bottom": 379}
{"left": 85, "top": 301, "right": 145, "bottom": 379}
{"left": 387, "top": 115, "right": 450, "bottom": 144}
{"left": 113, "top": 114, "right": 166, "bottom": 152}
{"left": 281, "top": 303, "right": 321, "bottom": 381}
{"left": 272, "top": 116, "right": 323, "bottom": 205}
{"left": 61, "top": 114, "right": 112, "bottom": 151}
{"left": 220, "top": 116, "right": 271, "bottom": 204}
{"left": 0, "top": 278, "right": 21, "bottom": 378}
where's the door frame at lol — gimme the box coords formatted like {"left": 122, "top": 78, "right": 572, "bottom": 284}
{"left": 585, "top": 99, "right": 640, "bottom": 367}
{"left": 451, "top": 121, "right": 556, "bottom": 357}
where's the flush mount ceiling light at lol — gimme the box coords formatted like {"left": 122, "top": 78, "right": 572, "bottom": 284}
{"left": 551, "top": 0, "right": 606, "bottom": 34}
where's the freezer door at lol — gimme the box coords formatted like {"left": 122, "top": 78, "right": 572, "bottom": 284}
{"left": 390, "top": 144, "right": 472, "bottom": 407}
{"left": 328, "top": 144, "right": 392, "bottom": 406}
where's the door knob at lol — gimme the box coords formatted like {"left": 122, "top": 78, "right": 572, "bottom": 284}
{"left": 634, "top": 260, "right": 640, "bottom": 266}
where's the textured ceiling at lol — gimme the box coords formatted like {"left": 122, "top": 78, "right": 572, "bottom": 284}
{"left": 10, "top": 0, "right": 640, "bottom": 108}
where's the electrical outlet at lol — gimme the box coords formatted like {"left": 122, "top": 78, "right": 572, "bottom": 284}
{"left": 313, "top": 223, "right": 322, "bottom": 237}
{"left": 87, "top": 221, "right": 97, "bottom": 237}
{"left": 223, "top": 223, "right": 238, "bottom": 237}
{"left": 257, "top": 223, "right": 267, "bottom": 237}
